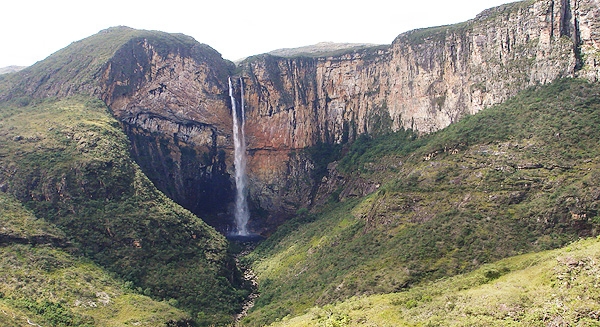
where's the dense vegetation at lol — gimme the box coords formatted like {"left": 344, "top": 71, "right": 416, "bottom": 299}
{"left": 0, "top": 96, "right": 247, "bottom": 325}
{"left": 241, "top": 78, "right": 600, "bottom": 325}
{"left": 0, "top": 192, "right": 190, "bottom": 326}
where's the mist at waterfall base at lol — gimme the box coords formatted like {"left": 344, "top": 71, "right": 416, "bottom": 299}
{"left": 228, "top": 77, "right": 252, "bottom": 237}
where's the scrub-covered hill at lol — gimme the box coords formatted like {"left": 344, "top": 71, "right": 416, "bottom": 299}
{"left": 0, "top": 192, "right": 190, "bottom": 327}
{"left": 267, "top": 236, "right": 600, "bottom": 326}
{"left": 0, "top": 96, "right": 247, "bottom": 325}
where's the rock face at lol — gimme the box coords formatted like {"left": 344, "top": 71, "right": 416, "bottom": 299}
{"left": 99, "top": 33, "right": 237, "bottom": 228}
{"left": 235, "top": 0, "right": 600, "bottom": 221}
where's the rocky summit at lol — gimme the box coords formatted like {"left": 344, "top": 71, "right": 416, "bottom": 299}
{"left": 2, "top": 0, "right": 600, "bottom": 326}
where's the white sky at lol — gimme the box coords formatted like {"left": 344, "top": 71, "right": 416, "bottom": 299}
{"left": 1, "top": 0, "right": 516, "bottom": 68}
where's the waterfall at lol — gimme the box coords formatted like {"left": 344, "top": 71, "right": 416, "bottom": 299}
{"left": 229, "top": 77, "right": 250, "bottom": 236}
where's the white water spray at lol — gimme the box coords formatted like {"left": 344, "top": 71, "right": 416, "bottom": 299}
{"left": 229, "top": 77, "right": 250, "bottom": 236}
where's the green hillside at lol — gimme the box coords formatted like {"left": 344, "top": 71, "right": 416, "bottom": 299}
{"left": 0, "top": 192, "right": 190, "bottom": 327}
{"left": 0, "top": 96, "right": 246, "bottom": 325}
{"left": 241, "top": 78, "right": 600, "bottom": 326}
{"left": 267, "top": 236, "right": 600, "bottom": 326}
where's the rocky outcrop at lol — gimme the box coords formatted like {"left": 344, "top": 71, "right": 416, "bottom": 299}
{"left": 98, "top": 33, "right": 237, "bottom": 228}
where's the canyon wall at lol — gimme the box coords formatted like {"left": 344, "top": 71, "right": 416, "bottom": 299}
{"left": 98, "top": 31, "right": 239, "bottom": 229}
{"left": 236, "top": 0, "right": 600, "bottom": 220}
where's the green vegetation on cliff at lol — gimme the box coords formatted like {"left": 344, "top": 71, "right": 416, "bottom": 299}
{"left": 266, "top": 42, "right": 386, "bottom": 59}
{"left": 0, "top": 26, "right": 228, "bottom": 101}
{"left": 242, "top": 78, "right": 600, "bottom": 326}
{"left": 0, "top": 96, "right": 246, "bottom": 325}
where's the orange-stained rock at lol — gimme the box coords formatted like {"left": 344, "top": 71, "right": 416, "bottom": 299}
{"left": 232, "top": 0, "right": 600, "bottom": 222}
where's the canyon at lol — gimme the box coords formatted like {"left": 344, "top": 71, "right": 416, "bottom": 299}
{"left": 2, "top": 0, "right": 600, "bottom": 325}
{"left": 237, "top": 0, "right": 600, "bottom": 227}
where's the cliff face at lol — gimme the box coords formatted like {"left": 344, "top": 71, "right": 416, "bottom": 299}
{"left": 242, "top": 0, "right": 600, "bottom": 139}
{"left": 99, "top": 34, "right": 236, "bottom": 226}
{"left": 235, "top": 0, "right": 600, "bottom": 218}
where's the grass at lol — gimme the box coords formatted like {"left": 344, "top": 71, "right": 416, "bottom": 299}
{"left": 266, "top": 237, "right": 600, "bottom": 326}
{"left": 399, "top": 22, "right": 471, "bottom": 46}
{"left": 0, "top": 96, "right": 246, "bottom": 325}
{"left": 0, "top": 192, "right": 65, "bottom": 242}
{"left": 241, "top": 78, "right": 600, "bottom": 326}
{"left": 0, "top": 243, "right": 191, "bottom": 327}
{"left": 266, "top": 43, "right": 387, "bottom": 59}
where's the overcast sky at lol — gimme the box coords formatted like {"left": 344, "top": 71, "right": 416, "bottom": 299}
{"left": 1, "top": 0, "right": 516, "bottom": 68}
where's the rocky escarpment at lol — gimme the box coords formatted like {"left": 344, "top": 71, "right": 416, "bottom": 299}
{"left": 99, "top": 31, "right": 237, "bottom": 228}
{"left": 235, "top": 0, "right": 600, "bottom": 217}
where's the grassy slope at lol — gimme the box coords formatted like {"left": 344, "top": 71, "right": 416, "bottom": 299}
{"left": 0, "top": 192, "right": 190, "bottom": 327}
{"left": 269, "top": 236, "right": 600, "bottom": 326}
{"left": 0, "top": 96, "right": 245, "bottom": 325}
{"left": 241, "top": 78, "right": 600, "bottom": 325}
{"left": 0, "top": 26, "right": 134, "bottom": 100}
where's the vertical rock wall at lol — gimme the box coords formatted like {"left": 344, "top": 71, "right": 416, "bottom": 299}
{"left": 98, "top": 34, "right": 239, "bottom": 230}
{"left": 235, "top": 0, "right": 600, "bottom": 222}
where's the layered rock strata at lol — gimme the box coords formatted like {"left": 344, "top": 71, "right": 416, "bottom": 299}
{"left": 236, "top": 0, "right": 600, "bottom": 219}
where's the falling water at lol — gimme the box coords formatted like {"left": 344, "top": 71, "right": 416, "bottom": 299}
{"left": 229, "top": 77, "right": 250, "bottom": 236}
